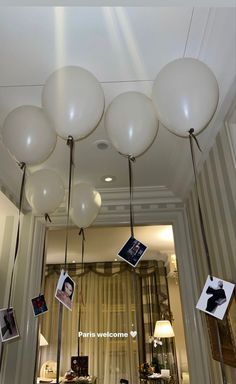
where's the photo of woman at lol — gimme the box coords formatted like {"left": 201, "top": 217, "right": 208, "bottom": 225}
{"left": 118, "top": 236, "right": 147, "bottom": 267}
{"left": 55, "top": 270, "right": 75, "bottom": 311}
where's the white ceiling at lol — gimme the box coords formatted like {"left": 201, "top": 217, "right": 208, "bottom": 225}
{"left": 0, "top": 6, "right": 235, "bottom": 206}
{"left": 46, "top": 225, "right": 175, "bottom": 264}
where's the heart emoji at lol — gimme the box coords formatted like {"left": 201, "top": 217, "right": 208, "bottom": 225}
{"left": 130, "top": 330, "right": 137, "bottom": 338}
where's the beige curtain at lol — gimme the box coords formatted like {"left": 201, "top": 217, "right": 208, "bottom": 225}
{"left": 40, "top": 260, "right": 171, "bottom": 383}
{"left": 40, "top": 264, "right": 138, "bottom": 383}
{"left": 79, "top": 270, "right": 137, "bottom": 383}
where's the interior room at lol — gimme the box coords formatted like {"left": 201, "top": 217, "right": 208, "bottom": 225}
{"left": 37, "top": 225, "right": 188, "bottom": 383}
{"left": 0, "top": 3, "right": 235, "bottom": 384}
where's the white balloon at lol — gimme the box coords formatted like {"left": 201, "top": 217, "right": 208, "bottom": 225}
{"left": 2, "top": 106, "right": 57, "bottom": 165}
{"left": 104, "top": 91, "right": 158, "bottom": 157}
{"left": 42, "top": 66, "right": 105, "bottom": 140}
{"left": 152, "top": 58, "right": 219, "bottom": 137}
{"left": 25, "top": 169, "right": 65, "bottom": 214}
{"left": 70, "top": 182, "right": 102, "bottom": 229}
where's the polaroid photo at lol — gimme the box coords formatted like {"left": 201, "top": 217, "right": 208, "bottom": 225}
{"left": 118, "top": 236, "right": 147, "bottom": 268}
{"left": 55, "top": 270, "right": 75, "bottom": 311}
{"left": 0, "top": 307, "right": 20, "bottom": 343}
{"left": 196, "top": 275, "right": 235, "bottom": 320}
{"left": 31, "top": 294, "right": 48, "bottom": 317}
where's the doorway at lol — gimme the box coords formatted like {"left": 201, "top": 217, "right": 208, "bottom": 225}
{"left": 37, "top": 224, "right": 189, "bottom": 383}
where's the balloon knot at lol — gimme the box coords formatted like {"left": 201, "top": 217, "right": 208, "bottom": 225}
{"left": 128, "top": 155, "right": 136, "bottom": 162}
{"left": 17, "top": 161, "right": 26, "bottom": 170}
{"left": 44, "top": 213, "right": 52, "bottom": 223}
{"left": 188, "top": 128, "right": 195, "bottom": 135}
{"left": 79, "top": 228, "right": 85, "bottom": 241}
{"left": 67, "top": 135, "right": 74, "bottom": 145}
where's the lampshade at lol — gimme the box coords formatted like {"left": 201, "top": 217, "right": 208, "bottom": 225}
{"left": 39, "top": 333, "right": 48, "bottom": 346}
{"left": 154, "top": 320, "right": 175, "bottom": 338}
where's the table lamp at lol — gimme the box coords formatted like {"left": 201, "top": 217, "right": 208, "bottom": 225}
{"left": 153, "top": 320, "right": 174, "bottom": 377}
{"left": 154, "top": 320, "right": 175, "bottom": 339}
{"left": 39, "top": 333, "right": 48, "bottom": 347}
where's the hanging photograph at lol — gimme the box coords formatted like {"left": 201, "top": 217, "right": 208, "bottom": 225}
{"left": 118, "top": 236, "right": 147, "bottom": 267}
{"left": 55, "top": 270, "right": 75, "bottom": 311}
{"left": 196, "top": 275, "right": 235, "bottom": 320}
{"left": 0, "top": 307, "right": 20, "bottom": 343}
{"left": 31, "top": 294, "right": 48, "bottom": 317}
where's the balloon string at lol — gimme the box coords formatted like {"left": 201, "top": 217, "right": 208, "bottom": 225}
{"left": 214, "top": 319, "right": 227, "bottom": 384}
{"left": 132, "top": 268, "right": 141, "bottom": 376}
{"left": 56, "top": 136, "right": 74, "bottom": 384}
{"left": 33, "top": 227, "right": 48, "bottom": 382}
{"left": 79, "top": 228, "right": 85, "bottom": 274}
{"left": 77, "top": 228, "right": 86, "bottom": 358}
{"left": 188, "top": 129, "right": 213, "bottom": 280}
{"left": 0, "top": 162, "right": 26, "bottom": 375}
{"left": 39, "top": 226, "right": 48, "bottom": 294}
{"left": 7, "top": 162, "right": 26, "bottom": 309}
{"left": 127, "top": 156, "right": 141, "bottom": 376}
{"left": 0, "top": 344, "right": 4, "bottom": 376}
{"left": 56, "top": 303, "right": 63, "bottom": 384}
{"left": 64, "top": 135, "right": 74, "bottom": 269}
{"left": 128, "top": 156, "right": 135, "bottom": 238}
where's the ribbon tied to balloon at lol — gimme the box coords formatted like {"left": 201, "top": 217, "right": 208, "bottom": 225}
{"left": 151, "top": 57, "right": 219, "bottom": 280}
{"left": 105, "top": 91, "right": 158, "bottom": 371}
{"left": 152, "top": 57, "right": 230, "bottom": 384}
{"left": 41, "top": 66, "right": 104, "bottom": 384}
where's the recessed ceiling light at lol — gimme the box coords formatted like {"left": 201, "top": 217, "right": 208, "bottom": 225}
{"left": 72, "top": 260, "right": 76, "bottom": 263}
{"left": 101, "top": 175, "right": 116, "bottom": 183}
{"left": 94, "top": 140, "right": 109, "bottom": 150}
{"left": 114, "top": 258, "right": 118, "bottom": 262}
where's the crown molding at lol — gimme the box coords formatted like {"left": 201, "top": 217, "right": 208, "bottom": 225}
{"left": 37, "top": 185, "right": 184, "bottom": 228}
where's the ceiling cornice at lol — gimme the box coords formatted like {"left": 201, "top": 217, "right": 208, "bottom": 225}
{"left": 39, "top": 185, "right": 184, "bottom": 227}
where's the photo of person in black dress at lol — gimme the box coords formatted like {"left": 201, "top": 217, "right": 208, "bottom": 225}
{"left": 196, "top": 275, "right": 235, "bottom": 320}
{"left": 0, "top": 307, "right": 19, "bottom": 342}
{"left": 205, "top": 280, "right": 227, "bottom": 313}
{"left": 118, "top": 236, "right": 147, "bottom": 267}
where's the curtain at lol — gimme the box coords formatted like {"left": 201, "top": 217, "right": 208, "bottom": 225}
{"left": 134, "top": 262, "right": 174, "bottom": 373}
{"left": 40, "top": 260, "right": 171, "bottom": 383}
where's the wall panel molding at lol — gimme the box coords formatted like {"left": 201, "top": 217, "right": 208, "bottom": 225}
{"left": 186, "top": 110, "right": 236, "bottom": 383}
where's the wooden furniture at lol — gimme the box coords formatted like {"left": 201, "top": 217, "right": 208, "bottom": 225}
{"left": 37, "top": 376, "right": 97, "bottom": 384}
{"left": 141, "top": 376, "right": 173, "bottom": 383}
{"left": 63, "top": 377, "right": 97, "bottom": 384}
